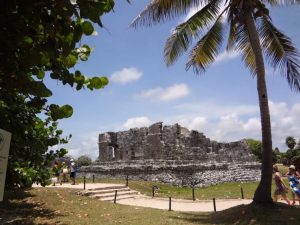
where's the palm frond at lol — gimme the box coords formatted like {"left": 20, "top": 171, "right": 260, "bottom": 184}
{"left": 234, "top": 23, "right": 256, "bottom": 75}
{"left": 186, "top": 18, "right": 224, "bottom": 73}
{"left": 131, "top": 0, "right": 211, "bottom": 28}
{"left": 226, "top": 9, "right": 237, "bottom": 52}
{"left": 259, "top": 16, "right": 300, "bottom": 91}
{"left": 164, "top": 1, "right": 222, "bottom": 66}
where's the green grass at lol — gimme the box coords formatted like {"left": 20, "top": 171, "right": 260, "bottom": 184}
{"left": 1, "top": 188, "right": 300, "bottom": 225}
{"left": 77, "top": 164, "right": 295, "bottom": 201}
{"left": 77, "top": 177, "right": 259, "bottom": 199}
{"left": 78, "top": 177, "right": 294, "bottom": 201}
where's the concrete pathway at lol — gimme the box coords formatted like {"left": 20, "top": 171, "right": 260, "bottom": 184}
{"left": 33, "top": 182, "right": 254, "bottom": 212}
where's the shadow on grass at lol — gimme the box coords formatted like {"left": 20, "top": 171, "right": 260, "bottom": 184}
{"left": 171, "top": 203, "right": 300, "bottom": 225}
{"left": 0, "top": 189, "right": 66, "bottom": 225}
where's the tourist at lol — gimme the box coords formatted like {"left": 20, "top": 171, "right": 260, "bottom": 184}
{"left": 287, "top": 165, "right": 300, "bottom": 205}
{"left": 273, "top": 165, "right": 290, "bottom": 204}
{"left": 60, "top": 162, "right": 68, "bottom": 184}
{"left": 70, "top": 159, "right": 77, "bottom": 185}
{"left": 51, "top": 161, "right": 60, "bottom": 186}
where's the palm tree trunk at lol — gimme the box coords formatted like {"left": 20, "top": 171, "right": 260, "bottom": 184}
{"left": 244, "top": 5, "right": 273, "bottom": 203}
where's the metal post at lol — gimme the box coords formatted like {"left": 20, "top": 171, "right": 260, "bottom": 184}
{"left": 114, "top": 190, "right": 117, "bottom": 204}
{"left": 152, "top": 186, "right": 155, "bottom": 197}
{"left": 192, "top": 188, "right": 195, "bottom": 201}
{"left": 241, "top": 187, "right": 244, "bottom": 199}
{"left": 93, "top": 174, "right": 95, "bottom": 183}
{"left": 126, "top": 175, "right": 129, "bottom": 187}
{"left": 83, "top": 176, "right": 86, "bottom": 190}
{"left": 213, "top": 198, "right": 216, "bottom": 212}
{"left": 169, "top": 197, "right": 172, "bottom": 211}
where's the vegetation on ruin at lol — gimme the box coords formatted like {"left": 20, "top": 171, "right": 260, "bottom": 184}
{"left": 1, "top": 187, "right": 300, "bottom": 225}
{"left": 0, "top": 0, "right": 116, "bottom": 188}
{"left": 131, "top": 0, "right": 300, "bottom": 204}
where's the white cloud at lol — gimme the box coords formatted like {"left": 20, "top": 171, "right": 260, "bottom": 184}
{"left": 243, "top": 118, "right": 261, "bottom": 132}
{"left": 137, "top": 83, "right": 190, "bottom": 102}
{"left": 110, "top": 67, "right": 142, "bottom": 84}
{"left": 177, "top": 117, "right": 208, "bottom": 131}
{"left": 64, "top": 102, "right": 300, "bottom": 160}
{"left": 123, "top": 117, "right": 152, "bottom": 129}
{"left": 214, "top": 51, "right": 240, "bottom": 64}
{"left": 175, "top": 102, "right": 259, "bottom": 118}
{"left": 171, "top": 101, "right": 300, "bottom": 150}
{"left": 63, "top": 131, "right": 100, "bottom": 160}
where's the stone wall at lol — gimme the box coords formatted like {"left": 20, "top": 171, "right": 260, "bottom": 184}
{"left": 97, "top": 122, "right": 255, "bottom": 163}
{"left": 79, "top": 160, "right": 261, "bottom": 187}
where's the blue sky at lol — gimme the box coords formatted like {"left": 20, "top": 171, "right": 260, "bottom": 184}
{"left": 47, "top": 1, "right": 300, "bottom": 159}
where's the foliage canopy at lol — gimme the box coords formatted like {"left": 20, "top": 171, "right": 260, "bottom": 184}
{"left": 0, "top": 0, "right": 115, "bottom": 188}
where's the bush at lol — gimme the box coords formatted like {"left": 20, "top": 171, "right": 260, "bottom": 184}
{"left": 77, "top": 155, "right": 92, "bottom": 167}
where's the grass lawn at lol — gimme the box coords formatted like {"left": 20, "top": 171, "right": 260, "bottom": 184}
{"left": 77, "top": 177, "right": 294, "bottom": 201}
{"left": 1, "top": 188, "right": 300, "bottom": 225}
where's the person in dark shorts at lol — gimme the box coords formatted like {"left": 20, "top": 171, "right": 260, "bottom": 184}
{"left": 70, "top": 159, "right": 77, "bottom": 185}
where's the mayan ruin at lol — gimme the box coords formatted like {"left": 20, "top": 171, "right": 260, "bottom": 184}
{"left": 80, "top": 122, "right": 261, "bottom": 187}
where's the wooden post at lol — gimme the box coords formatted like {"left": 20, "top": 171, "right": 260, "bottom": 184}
{"left": 83, "top": 176, "right": 86, "bottom": 190}
{"left": 152, "top": 186, "right": 155, "bottom": 197}
{"left": 169, "top": 197, "right": 172, "bottom": 211}
{"left": 241, "top": 187, "right": 244, "bottom": 199}
{"left": 192, "top": 187, "right": 195, "bottom": 201}
{"left": 126, "top": 175, "right": 129, "bottom": 187}
{"left": 114, "top": 190, "right": 117, "bottom": 204}
{"left": 213, "top": 198, "right": 216, "bottom": 212}
{"left": 93, "top": 174, "right": 95, "bottom": 183}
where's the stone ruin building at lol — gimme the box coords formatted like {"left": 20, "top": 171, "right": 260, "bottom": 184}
{"left": 80, "top": 122, "right": 261, "bottom": 187}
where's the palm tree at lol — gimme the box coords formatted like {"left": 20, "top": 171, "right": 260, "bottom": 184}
{"left": 286, "top": 136, "right": 296, "bottom": 150}
{"left": 131, "top": 0, "right": 300, "bottom": 203}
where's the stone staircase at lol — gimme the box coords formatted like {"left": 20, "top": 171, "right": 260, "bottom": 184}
{"left": 79, "top": 185, "right": 139, "bottom": 201}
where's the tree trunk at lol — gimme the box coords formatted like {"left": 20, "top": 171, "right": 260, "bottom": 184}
{"left": 244, "top": 4, "right": 273, "bottom": 203}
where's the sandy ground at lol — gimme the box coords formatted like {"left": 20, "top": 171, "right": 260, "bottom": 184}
{"left": 33, "top": 182, "right": 254, "bottom": 212}
{"left": 118, "top": 196, "right": 252, "bottom": 212}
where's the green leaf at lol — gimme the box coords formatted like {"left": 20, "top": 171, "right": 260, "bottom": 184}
{"left": 89, "top": 77, "right": 103, "bottom": 89}
{"left": 49, "top": 104, "right": 73, "bottom": 120}
{"left": 101, "top": 76, "right": 109, "bottom": 86}
{"left": 37, "top": 70, "right": 45, "bottom": 79}
{"left": 48, "top": 137, "right": 59, "bottom": 146}
{"left": 29, "top": 81, "right": 52, "bottom": 97}
{"left": 23, "top": 36, "right": 33, "bottom": 44}
{"left": 81, "top": 21, "right": 94, "bottom": 35}
{"left": 74, "top": 24, "right": 83, "bottom": 42}
{"left": 39, "top": 52, "right": 50, "bottom": 66}
{"left": 60, "top": 105, "right": 73, "bottom": 118}
{"left": 65, "top": 53, "right": 78, "bottom": 68}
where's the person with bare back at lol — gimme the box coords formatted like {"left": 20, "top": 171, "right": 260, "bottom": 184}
{"left": 273, "top": 165, "right": 290, "bottom": 204}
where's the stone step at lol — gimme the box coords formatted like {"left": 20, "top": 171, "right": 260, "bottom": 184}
{"left": 82, "top": 187, "right": 131, "bottom": 196}
{"left": 86, "top": 185, "right": 127, "bottom": 191}
{"left": 92, "top": 190, "right": 139, "bottom": 200}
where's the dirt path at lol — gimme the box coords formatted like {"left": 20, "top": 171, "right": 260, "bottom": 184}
{"left": 33, "top": 183, "right": 254, "bottom": 212}
{"left": 118, "top": 196, "right": 252, "bottom": 212}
